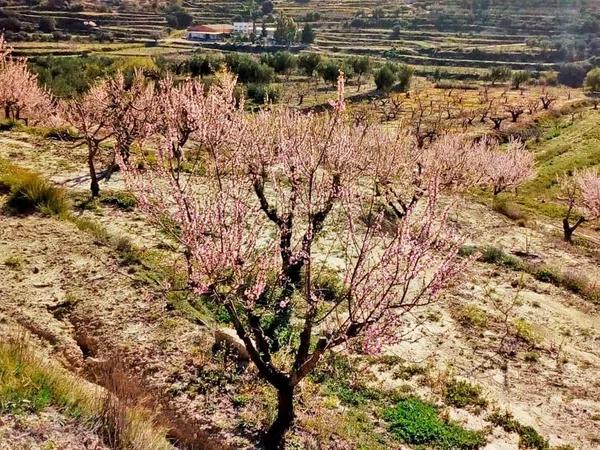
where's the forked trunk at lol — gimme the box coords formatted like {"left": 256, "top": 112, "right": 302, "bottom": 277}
{"left": 563, "top": 217, "right": 584, "bottom": 243}
{"left": 262, "top": 384, "right": 294, "bottom": 450}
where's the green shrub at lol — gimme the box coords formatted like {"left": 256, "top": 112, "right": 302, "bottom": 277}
{"left": 532, "top": 266, "right": 561, "bottom": 284}
{"left": 1, "top": 168, "right": 69, "bottom": 217}
{"left": 445, "top": 379, "right": 487, "bottom": 409}
{"left": 325, "top": 381, "right": 382, "bottom": 407}
{"left": 114, "top": 236, "right": 141, "bottom": 266}
{"left": 514, "top": 319, "right": 539, "bottom": 345}
{"left": 456, "top": 305, "right": 488, "bottom": 328}
{"left": 458, "top": 245, "right": 478, "bottom": 257}
{"left": 393, "top": 363, "right": 427, "bottom": 381}
{"left": 3, "top": 255, "right": 25, "bottom": 269}
{"left": 523, "top": 351, "right": 540, "bottom": 363}
{"left": 479, "top": 247, "right": 524, "bottom": 271}
{"left": 71, "top": 216, "right": 110, "bottom": 243}
{"left": 100, "top": 191, "right": 137, "bottom": 211}
{"left": 42, "top": 126, "right": 79, "bottom": 141}
{"left": 493, "top": 199, "right": 526, "bottom": 221}
{"left": 559, "top": 270, "right": 587, "bottom": 295}
{"left": 488, "top": 411, "right": 549, "bottom": 450}
{"left": 312, "top": 267, "right": 347, "bottom": 302}
{"left": 0, "top": 118, "right": 22, "bottom": 131}
{"left": 384, "top": 398, "right": 486, "bottom": 449}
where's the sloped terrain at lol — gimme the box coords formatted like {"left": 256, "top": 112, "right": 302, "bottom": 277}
{"left": 1, "top": 107, "right": 599, "bottom": 448}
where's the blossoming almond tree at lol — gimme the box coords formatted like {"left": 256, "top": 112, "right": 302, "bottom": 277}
{"left": 59, "top": 80, "right": 113, "bottom": 197}
{"left": 559, "top": 169, "right": 600, "bottom": 242}
{"left": 481, "top": 139, "right": 535, "bottom": 196}
{"left": 0, "top": 36, "right": 53, "bottom": 126}
{"left": 59, "top": 71, "right": 155, "bottom": 197}
{"left": 119, "top": 74, "right": 532, "bottom": 449}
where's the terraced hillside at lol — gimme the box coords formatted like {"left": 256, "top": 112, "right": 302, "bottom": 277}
{"left": 2, "top": 0, "right": 599, "bottom": 75}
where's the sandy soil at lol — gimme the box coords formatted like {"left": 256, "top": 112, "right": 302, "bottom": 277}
{"left": 0, "top": 409, "right": 108, "bottom": 450}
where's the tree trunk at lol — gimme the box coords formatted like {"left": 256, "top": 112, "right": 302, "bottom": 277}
{"left": 563, "top": 216, "right": 583, "bottom": 243}
{"left": 262, "top": 384, "right": 295, "bottom": 450}
{"left": 563, "top": 218, "right": 574, "bottom": 243}
{"left": 88, "top": 149, "right": 100, "bottom": 198}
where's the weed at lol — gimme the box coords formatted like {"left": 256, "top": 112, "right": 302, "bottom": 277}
{"left": 523, "top": 352, "right": 540, "bottom": 363}
{"left": 456, "top": 304, "right": 488, "bottom": 328}
{"left": 114, "top": 236, "right": 141, "bottom": 266}
{"left": 532, "top": 266, "right": 561, "bottom": 284}
{"left": 71, "top": 216, "right": 111, "bottom": 243}
{"left": 384, "top": 397, "right": 486, "bottom": 449}
{"left": 4, "top": 255, "right": 25, "bottom": 269}
{"left": 445, "top": 379, "right": 487, "bottom": 409}
{"left": 42, "top": 126, "right": 79, "bottom": 141}
{"left": 493, "top": 198, "right": 526, "bottom": 222}
{"left": 100, "top": 191, "right": 137, "bottom": 211}
{"left": 324, "top": 380, "right": 382, "bottom": 407}
{"left": 393, "top": 363, "right": 428, "bottom": 381}
{"left": 488, "top": 410, "right": 549, "bottom": 450}
{"left": 514, "top": 319, "right": 539, "bottom": 345}
{"left": 0, "top": 118, "right": 22, "bottom": 131}
{"left": 311, "top": 267, "right": 346, "bottom": 302}
{"left": 458, "top": 245, "right": 478, "bottom": 257}
{"left": 479, "top": 247, "right": 524, "bottom": 271}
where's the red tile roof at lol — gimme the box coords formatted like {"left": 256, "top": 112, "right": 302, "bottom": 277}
{"left": 187, "top": 24, "right": 233, "bottom": 33}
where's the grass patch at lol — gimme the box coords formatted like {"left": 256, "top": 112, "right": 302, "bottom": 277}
{"left": 0, "top": 118, "right": 23, "bottom": 132}
{"left": 0, "top": 337, "right": 173, "bottom": 450}
{"left": 464, "top": 244, "right": 600, "bottom": 306}
{"left": 479, "top": 246, "right": 525, "bottom": 271}
{"left": 100, "top": 190, "right": 138, "bottom": 211}
{"left": 384, "top": 397, "right": 486, "bottom": 449}
{"left": 455, "top": 304, "right": 488, "bottom": 328}
{"left": 3, "top": 255, "right": 25, "bottom": 270}
{"left": 0, "top": 160, "right": 69, "bottom": 217}
{"left": 513, "top": 319, "right": 539, "bottom": 345}
{"left": 513, "top": 110, "right": 600, "bottom": 219}
{"left": 488, "top": 410, "right": 549, "bottom": 450}
{"left": 492, "top": 198, "right": 528, "bottom": 225}
{"left": 445, "top": 379, "right": 487, "bottom": 409}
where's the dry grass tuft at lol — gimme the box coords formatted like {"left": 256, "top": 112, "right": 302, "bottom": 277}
{"left": 0, "top": 335, "right": 173, "bottom": 450}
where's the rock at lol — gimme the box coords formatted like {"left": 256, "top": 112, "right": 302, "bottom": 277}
{"left": 213, "top": 328, "right": 251, "bottom": 371}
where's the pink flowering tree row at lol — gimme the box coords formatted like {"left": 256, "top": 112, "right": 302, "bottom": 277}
{"left": 115, "top": 73, "right": 534, "bottom": 448}
{"left": 0, "top": 36, "right": 53, "bottom": 126}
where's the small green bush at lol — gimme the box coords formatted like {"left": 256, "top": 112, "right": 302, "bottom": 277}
{"left": 456, "top": 305, "right": 488, "bottom": 328}
{"left": 488, "top": 411, "right": 548, "bottom": 450}
{"left": 3, "top": 255, "right": 25, "bottom": 269}
{"left": 523, "top": 351, "right": 540, "bottom": 363}
{"left": 312, "top": 267, "right": 347, "bottom": 302}
{"left": 493, "top": 199, "right": 526, "bottom": 221}
{"left": 114, "top": 236, "right": 141, "bottom": 266}
{"left": 445, "top": 379, "right": 488, "bottom": 409}
{"left": 458, "top": 245, "right": 478, "bottom": 257}
{"left": 384, "top": 397, "right": 486, "bottom": 449}
{"left": 532, "top": 266, "right": 561, "bottom": 284}
{"left": 0, "top": 118, "right": 22, "bottom": 131}
{"left": 100, "top": 191, "right": 137, "bottom": 211}
{"left": 42, "top": 126, "right": 79, "bottom": 141}
{"left": 479, "top": 247, "right": 524, "bottom": 271}
{"left": 514, "top": 319, "right": 539, "bottom": 345}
